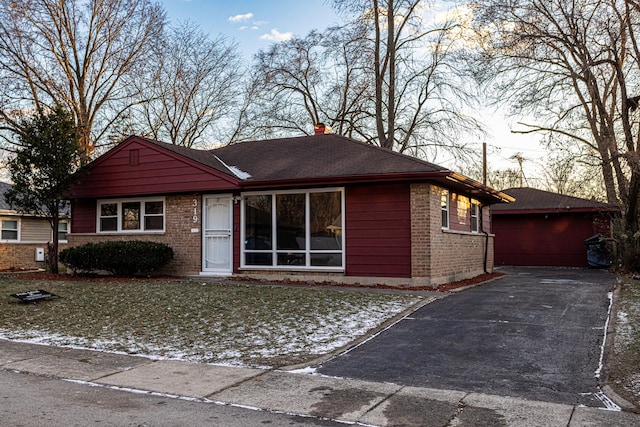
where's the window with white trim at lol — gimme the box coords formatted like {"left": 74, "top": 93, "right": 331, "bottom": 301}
{"left": 470, "top": 201, "right": 479, "bottom": 233}
{"left": 441, "top": 190, "right": 449, "bottom": 229}
{"left": 1, "top": 219, "right": 18, "bottom": 241}
{"left": 58, "top": 221, "right": 69, "bottom": 242}
{"left": 97, "top": 198, "right": 165, "bottom": 233}
{"left": 242, "top": 189, "right": 344, "bottom": 269}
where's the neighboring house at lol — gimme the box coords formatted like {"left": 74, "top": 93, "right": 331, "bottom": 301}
{"left": 65, "top": 135, "right": 512, "bottom": 286}
{"left": 0, "top": 181, "right": 69, "bottom": 270}
{"left": 491, "top": 187, "right": 620, "bottom": 267}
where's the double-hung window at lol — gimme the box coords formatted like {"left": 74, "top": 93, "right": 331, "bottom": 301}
{"left": 242, "top": 188, "right": 344, "bottom": 270}
{"left": 98, "top": 198, "right": 165, "bottom": 233}
{"left": 441, "top": 190, "right": 449, "bottom": 229}
{"left": 1, "top": 219, "right": 18, "bottom": 241}
{"left": 470, "top": 201, "right": 480, "bottom": 233}
{"left": 58, "top": 221, "right": 69, "bottom": 242}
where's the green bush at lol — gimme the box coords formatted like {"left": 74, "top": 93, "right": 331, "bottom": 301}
{"left": 60, "top": 241, "right": 174, "bottom": 276}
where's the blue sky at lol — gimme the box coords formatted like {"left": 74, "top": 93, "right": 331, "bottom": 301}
{"left": 160, "top": 0, "right": 342, "bottom": 57}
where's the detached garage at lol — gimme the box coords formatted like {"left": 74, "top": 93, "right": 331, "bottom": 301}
{"left": 491, "top": 188, "right": 619, "bottom": 267}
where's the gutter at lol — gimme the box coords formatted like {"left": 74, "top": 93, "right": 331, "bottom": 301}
{"left": 480, "top": 203, "right": 489, "bottom": 274}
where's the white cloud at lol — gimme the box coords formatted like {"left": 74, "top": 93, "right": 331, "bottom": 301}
{"left": 228, "top": 13, "right": 253, "bottom": 23}
{"left": 259, "top": 28, "right": 293, "bottom": 42}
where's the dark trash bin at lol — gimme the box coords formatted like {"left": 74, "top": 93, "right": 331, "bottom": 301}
{"left": 585, "top": 234, "right": 612, "bottom": 268}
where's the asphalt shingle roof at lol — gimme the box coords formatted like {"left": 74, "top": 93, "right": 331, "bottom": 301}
{"left": 214, "top": 134, "right": 445, "bottom": 180}
{"left": 491, "top": 187, "right": 619, "bottom": 212}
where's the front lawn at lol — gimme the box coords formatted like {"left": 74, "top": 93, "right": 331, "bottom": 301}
{"left": 0, "top": 276, "right": 427, "bottom": 368}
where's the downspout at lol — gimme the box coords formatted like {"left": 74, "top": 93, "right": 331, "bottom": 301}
{"left": 480, "top": 203, "right": 489, "bottom": 274}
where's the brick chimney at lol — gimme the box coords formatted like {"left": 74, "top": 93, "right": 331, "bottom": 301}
{"left": 314, "top": 123, "right": 326, "bottom": 135}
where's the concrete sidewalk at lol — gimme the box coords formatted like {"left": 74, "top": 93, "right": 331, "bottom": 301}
{"left": 0, "top": 340, "right": 638, "bottom": 426}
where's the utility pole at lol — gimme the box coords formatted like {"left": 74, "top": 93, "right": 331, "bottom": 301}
{"left": 482, "top": 142, "right": 487, "bottom": 186}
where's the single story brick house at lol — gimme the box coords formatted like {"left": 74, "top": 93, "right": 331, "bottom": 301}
{"left": 491, "top": 187, "right": 619, "bottom": 267}
{"left": 0, "top": 181, "right": 69, "bottom": 270}
{"left": 65, "top": 134, "right": 512, "bottom": 286}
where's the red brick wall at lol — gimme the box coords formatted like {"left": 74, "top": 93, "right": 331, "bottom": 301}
{"left": 410, "top": 184, "right": 493, "bottom": 286}
{"left": 67, "top": 194, "right": 202, "bottom": 276}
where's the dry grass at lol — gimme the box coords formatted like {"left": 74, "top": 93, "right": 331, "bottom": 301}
{"left": 0, "top": 275, "right": 426, "bottom": 368}
{"left": 610, "top": 276, "right": 640, "bottom": 408}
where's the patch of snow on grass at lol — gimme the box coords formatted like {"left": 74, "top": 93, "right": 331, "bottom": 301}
{"left": 0, "top": 295, "right": 422, "bottom": 368}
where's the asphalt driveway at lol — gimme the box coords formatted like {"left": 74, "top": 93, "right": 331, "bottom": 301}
{"left": 317, "top": 267, "right": 615, "bottom": 407}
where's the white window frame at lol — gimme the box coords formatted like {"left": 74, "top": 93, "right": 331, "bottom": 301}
{"left": 240, "top": 188, "right": 345, "bottom": 271}
{"left": 1, "top": 218, "right": 20, "bottom": 242}
{"left": 441, "top": 190, "right": 449, "bottom": 229}
{"left": 96, "top": 197, "right": 166, "bottom": 233}
{"left": 470, "top": 200, "right": 480, "bottom": 233}
{"left": 58, "top": 220, "right": 69, "bottom": 242}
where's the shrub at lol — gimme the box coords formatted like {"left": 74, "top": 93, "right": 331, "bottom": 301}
{"left": 60, "top": 241, "right": 174, "bottom": 276}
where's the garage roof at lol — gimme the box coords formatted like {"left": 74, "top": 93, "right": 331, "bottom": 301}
{"left": 491, "top": 187, "right": 620, "bottom": 214}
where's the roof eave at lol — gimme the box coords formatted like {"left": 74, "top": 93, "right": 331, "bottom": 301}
{"left": 439, "top": 172, "right": 515, "bottom": 204}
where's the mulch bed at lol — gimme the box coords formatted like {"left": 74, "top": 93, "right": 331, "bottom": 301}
{"left": 5, "top": 271, "right": 505, "bottom": 292}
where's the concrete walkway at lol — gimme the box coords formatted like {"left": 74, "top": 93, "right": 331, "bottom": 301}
{"left": 0, "top": 339, "right": 638, "bottom": 426}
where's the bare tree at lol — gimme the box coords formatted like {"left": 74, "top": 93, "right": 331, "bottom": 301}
{"left": 242, "top": 26, "right": 371, "bottom": 141}
{"left": 333, "top": 0, "right": 483, "bottom": 158}
{"left": 137, "top": 22, "right": 243, "bottom": 147}
{"left": 471, "top": 0, "right": 640, "bottom": 236}
{"left": 0, "top": 0, "right": 165, "bottom": 155}
{"left": 245, "top": 1, "right": 480, "bottom": 163}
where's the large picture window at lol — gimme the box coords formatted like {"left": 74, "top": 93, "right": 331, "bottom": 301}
{"left": 242, "top": 189, "right": 344, "bottom": 270}
{"left": 97, "top": 198, "right": 165, "bottom": 233}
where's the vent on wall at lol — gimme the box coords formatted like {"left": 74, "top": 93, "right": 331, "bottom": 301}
{"left": 129, "top": 149, "right": 139, "bottom": 166}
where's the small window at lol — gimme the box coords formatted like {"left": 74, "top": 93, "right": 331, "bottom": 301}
{"left": 470, "top": 201, "right": 479, "bottom": 233}
{"left": 1, "top": 219, "right": 18, "bottom": 240}
{"left": 441, "top": 190, "right": 449, "bottom": 229}
{"left": 58, "top": 221, "right": 69, "bottom": 242}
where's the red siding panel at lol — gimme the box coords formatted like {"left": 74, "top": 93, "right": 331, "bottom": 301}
{"left": 70, "top": 199, "right": 97, "bottom": 233}
{"left": 493, "top": 213, "right": 598, "bottom": 267}
{"left": 345, "top": 183, "right": 411, "bottom": 278}
{"left": 69, "top": 139, "right": 239, "bottom": 198}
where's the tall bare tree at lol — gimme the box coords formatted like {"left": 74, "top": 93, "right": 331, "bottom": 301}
{"left": 137, "top": 22, "right": 243, "bottom": 147}
{"left": 333, "top": 0, "right": 482, "bottom": 158}
{"left": 245, "top": 1, "right": 480, "bottom": 163}
{"left": 471, "top": 0, "right": 640, "bottom": 238}
{"left": 0, "top": 0, "right": 165, "bottom": 155}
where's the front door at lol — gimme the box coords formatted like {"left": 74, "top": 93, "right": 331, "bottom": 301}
{"left": 202, "top": 195, "right": 233, "bottom": 274}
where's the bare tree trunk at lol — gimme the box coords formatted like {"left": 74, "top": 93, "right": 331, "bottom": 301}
{"left": 49, "top": 214, "right": 60, "bottom": 274}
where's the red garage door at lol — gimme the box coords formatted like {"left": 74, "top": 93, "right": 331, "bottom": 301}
{"left": 493, "top": 214, "right": 595, "bottom": 267}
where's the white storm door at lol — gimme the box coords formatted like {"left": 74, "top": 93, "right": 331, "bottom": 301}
{"left": 202, "top": 195, "right": 233, "bottom": 274}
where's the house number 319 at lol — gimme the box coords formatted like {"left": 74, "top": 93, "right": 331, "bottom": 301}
{"left": 192, "top": 199, "right": 198, "bottom": 223}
